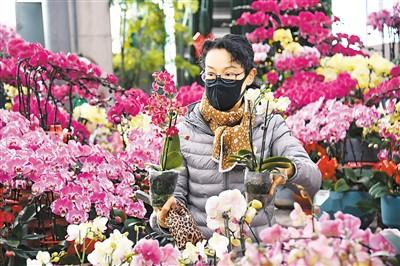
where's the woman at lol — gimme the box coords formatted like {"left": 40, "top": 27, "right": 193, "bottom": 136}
{"left": 153, "top": 34, "right": 321, "bottom": 239}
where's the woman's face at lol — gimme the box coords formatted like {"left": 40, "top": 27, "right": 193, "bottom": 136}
{"left": 204, "top": 48, "right": 256, "bottom": 94}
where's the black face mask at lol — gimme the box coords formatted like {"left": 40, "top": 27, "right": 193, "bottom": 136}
{"left": 205, "top": 76, "right": 247, "bottom": 111}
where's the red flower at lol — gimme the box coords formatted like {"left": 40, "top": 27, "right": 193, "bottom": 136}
{"left": 0, "top": 211, "right": 15, "bottom": 228}
{"left": 305, "top": 143, "right": 327, "bottom": 157}
{"left": 317, "top": 155, "right": 338, "bottom": 181}
{"left": 376, "top": 160, "right": 398, "bottom": 177}
{"left": 395, "top": 174, "right": 400, "bottom": 186}
{"left": 166, "top": 126, "right": 179, "bottom": 136}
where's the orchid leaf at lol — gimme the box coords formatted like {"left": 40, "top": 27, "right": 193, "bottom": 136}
{"left": 261, "top": 156, "right": 292, "bottom": 164}
{"left": 160, "top": 135, "right": 183, "bottom": 170}
{"left": 369, "top": 183, "right": 388, "bottom": 198}
{"left": 164, "top": 151, "right": 183, "bottom": 170}
{"left": 238, "top": 149, "right": 252, "bottom": 156}
{"left": 14, "top": 204, "right": 37, "bottom": 226}
{"left": 260, "top": 162, "right": 292, "bottom": 172}
{"left": 334, "top": 179, "right": 350, "bottom": 192}
{"left": 22, "top": 234, "right": 45, "bottom": 240}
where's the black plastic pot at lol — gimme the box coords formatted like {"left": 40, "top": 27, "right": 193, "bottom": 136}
{"left": 149, "top": 169, "right": 179, "bottom": 208}
{"left": 244, "top": 169, "right": 273, "bottom": 206}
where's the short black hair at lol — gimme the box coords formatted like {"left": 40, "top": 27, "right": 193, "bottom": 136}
{"left": 199, "top": 34, "right": 256, "bottom": 74}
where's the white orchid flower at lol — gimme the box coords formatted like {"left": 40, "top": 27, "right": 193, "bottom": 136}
{"left": 66, "top": 222, "right": 92, "bottom": 244}
{"left": 217, "top": 189, "right": 247, "bottom": 220}
{"left": 208, "top": 233, "right": 229, "bottom": 259}
{"left": 181, "top": 242, "right": 198, "bottom": 262}
{"left": 205, "top": 195, "right": 220, "bottom": 218}
{"left": 256, "top": 98, "right": 274, "bottom": 115}
{"left": 88, "top": 230, "right": 133, "bottom": 266}
{"left": 275, "top": 97, "right": 291, "bottom": 112}
{"left": 27, "top": 251, "right": 52, "bottom": 266}
{"left": 181, "top": 240, "right": 207, "bottom": 263}
{"left": 206, "top": 216, "right": 225, "bottom": 231}
{"left": 92, "top": 217, "right": 108, "bottom": 233}
{"left": 244, "top": 88, "right": 261, "bottom": 103}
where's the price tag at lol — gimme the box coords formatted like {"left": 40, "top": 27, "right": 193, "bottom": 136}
{"left": 314, "top": 190, "right": 330, "bottom": 206}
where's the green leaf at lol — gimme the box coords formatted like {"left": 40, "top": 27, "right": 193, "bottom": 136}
{"left": 260, "top": 162, "right": 292, "bottom": 172}
{"left": 167, "top": 135, "right": 181, "bottom": 153}
{"left": 369, "top": 183, "right": 388, "bottom": 198}
{"left": 22, "top": 234, "right": 45, "bottom": 240}
{"left": 14, "top": 204, "right": 37, "bottom": 226}
{"left": 373, "top": 171, "right": 390, "bottom": 182}
{"left": 343, "top": 168, "right": 357, "bottom": 183}
{"left": 10, "top": 224, "right": 23, "bottom": 240}
{"left": 0, "top": 239, "right": 20, "bottom": 248}
{"left": 12, "top": 248, "right": 30, "bottom": 259}
{"left": 238, "top": 149, "right": 252, "bottom": 156}
{"left": 124, "top": 218, "right": 142, "bottom": 228}
{"left": 334, "top": 179, "right": 350, "bottom": 192}
{"left": 261, "top": 156, "right": 292, "bottom": 164}
{"left": 164, "top": 151, "right": 183, "bottom": 170}
{"left": 322, "top": 180, "right": 334, "bottom": 190}
{"left": 160, "top": 135, "right": 183, "bottom": 170}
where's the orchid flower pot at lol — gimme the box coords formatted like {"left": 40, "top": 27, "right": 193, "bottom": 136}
{"left": 319, "top": 191, "right": 374, "bottom": 229}
{"left": 381, "top": 195, "right": 400, "bottom": 229}
{"left": 148, "top": 169, "right": 179, "bottom": 208}
{"left": 244, "top": 168, "right": 273, "bottom": 205}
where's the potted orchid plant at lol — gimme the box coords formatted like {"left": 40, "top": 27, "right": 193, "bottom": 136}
{"left": 369, "top": 159, "right": 400, "bottom": 228}
{"left": 229, "top": 86, "right": 292, "bottom": 205}
{"left": 145, "top": 71, "right": 184, "bottom": 208}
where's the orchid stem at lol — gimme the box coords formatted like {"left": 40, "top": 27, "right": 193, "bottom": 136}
{"left": 259, "top": 101, "right": 270, "bottom": 172}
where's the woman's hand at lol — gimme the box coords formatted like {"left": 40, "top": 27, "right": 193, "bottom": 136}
{"left": 156, "top": 196, "right": 177, "bottom": 228}
{"left": 267, "top": 162, "right": 294, "bottom": 197}
{"left": 268, "top": 173, "right": 287, "bottom": 197}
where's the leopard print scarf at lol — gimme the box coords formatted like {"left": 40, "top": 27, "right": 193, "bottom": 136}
{"left": 199, "top": 96, "right": 253, "bottom": 172}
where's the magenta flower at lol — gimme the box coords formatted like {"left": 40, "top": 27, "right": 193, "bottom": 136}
{"left": 265, "top": 71, "right": 279, "bottom": 85}
{"left": 66, "top": 209, "right": 89, "bottom": 224}
{"left": 274, "top": 47, "right": 320, "bottom": 72}
{"left": 134, "top": 238, "right": 162, "bottom": 265}
{"left": 274, "top": 72, "right": 356, "bottom": 112}
{"left": 51, "top": 198, "right": 74, "bottom": 217}
{"left": 175, "top": 82, "right": 204, "bottom": 107}
{"left": 286, "top": 98, "right": 379, "bottom": 144}
{"left": 251, "top": 0, "right": 280, "bottom": 14}
{"left": 125, "top": 200, "right": 146, "bottom": 219}
{"left": 365, "top": 76, "right": 400, "bottom": 103}
{"left": 106, "top": 73, "right": 118, "bottom": 85}
{"left": 390, "top": 66, "right": 400, "bottom": 77}
{"left": 237, "top": 11, "right": 269, "bottom": 26}
{"left": 152, "top": 71, "right": 177, "bottom": 95}
{"left": 279, "top": 0, "right": 319, "bottom": 11}
{"left": 246, "top": 27, "right": 274, "bottom": 43}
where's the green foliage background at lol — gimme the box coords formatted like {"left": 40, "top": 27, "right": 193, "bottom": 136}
{"left": 112, "top": 0, "right": 200, "bottom": 91}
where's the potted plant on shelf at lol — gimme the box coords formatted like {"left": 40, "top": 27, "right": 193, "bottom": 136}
{"left": 317, "top": 158, "right": 378, "bottom": 228}
{"left": 229, "top": 87, "right": 292, "bottom": 206}
{"left": 369, "top": 159, "right": 400, "bottom": 228}
{"left": 286, "top": 98, "right": 382, "bottom": 227}
{"left": 145, "top": 71, "right": 184, "bottom": 209}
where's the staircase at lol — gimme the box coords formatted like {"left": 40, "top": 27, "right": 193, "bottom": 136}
{"left": 212, "top": 0, "right": 232, "bottom": 38}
